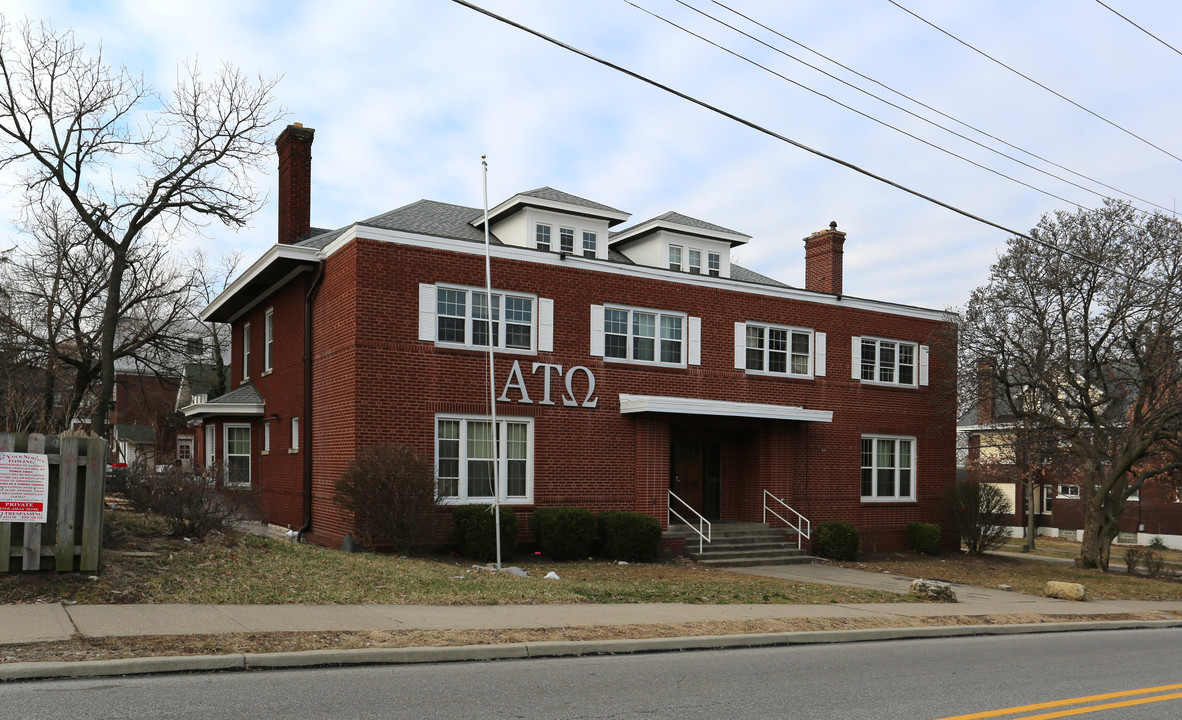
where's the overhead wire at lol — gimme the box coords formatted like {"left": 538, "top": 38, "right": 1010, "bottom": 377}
{"left": 1094, "top": 0, "right": 1182, "bottom": 58}
{"left": 447, "top": 0, "right": 1180, "bottom": 299}
{"left": 709, "top": 0, "right": 1174, "bottom": 215}
{"left": 888, "top": 0, "right": 1182, "bottom": 164}
{"left": 640, "top": 0, "right": 1172, "bottom": 217}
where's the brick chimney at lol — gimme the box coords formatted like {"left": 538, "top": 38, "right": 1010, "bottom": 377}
{"left": 803, "top": 222, "right": 845, "bottom": 295}
{"left": 276, "top": 123, "right": 315, "bottom": 245}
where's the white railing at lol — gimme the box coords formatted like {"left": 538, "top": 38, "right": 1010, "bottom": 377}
{"left": 668, "top": 490, "right": 712, "bottom": 553}
{"left": 763, "top": 490, "right": 810, "bottom": 550}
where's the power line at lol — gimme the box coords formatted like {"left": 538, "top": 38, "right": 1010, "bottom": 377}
{"left": 447, "top": 0, "right": 1179, "bottom": 299}
{"left": 639, "top": 0, "right": 1173, "bottom": 217}
{"left": 709, "top": 0, "right": 1174, "bottom": 215}
{"left": 1094, "top": 0, "right": 1182, "bottom": 58}
{"left": 888, "top": 0, "right": 1182, "bottom": 165}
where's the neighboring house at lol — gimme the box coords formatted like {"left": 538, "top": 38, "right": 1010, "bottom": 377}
{"left": 107, "top": 363, "right": 181, "bottom": 467}
{"left": 183, "top": 123, "right": 958, "bottom": 551}
{"left": 958, "top": 367, "right": 1182, "bottom": 549}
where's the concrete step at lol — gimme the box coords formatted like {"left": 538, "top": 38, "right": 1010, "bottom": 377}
{"left": 693, "top": 554, "right": 816, "bottom": 568}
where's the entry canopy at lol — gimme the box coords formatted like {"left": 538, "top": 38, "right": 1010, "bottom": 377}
{"left": 618, "top": 394, "right": 833, "bottom": 422}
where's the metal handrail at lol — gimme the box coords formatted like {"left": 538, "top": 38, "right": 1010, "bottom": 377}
{"left": 668, "top": 490, "right": 712, "bottom": 553}
{"left": 763, "top": 490, "right": 810, "bottom": 550}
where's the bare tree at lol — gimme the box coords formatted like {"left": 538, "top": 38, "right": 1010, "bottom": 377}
{"left": 0, "top": 17, "right": 281, "bottom": 436}
{"left": 187, "top": 248, "right": 242, "bottom": 399}
{"left": 961, "top": 200, "right": 1182, "bottom": 570}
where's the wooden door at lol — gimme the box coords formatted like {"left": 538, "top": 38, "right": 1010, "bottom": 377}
{"left": 671, "top": 442, "right": 703, "bottom": 513}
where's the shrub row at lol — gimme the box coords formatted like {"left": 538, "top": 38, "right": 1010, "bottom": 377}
{"left": 452, "top": 506, "right": 662, "bottom": 562}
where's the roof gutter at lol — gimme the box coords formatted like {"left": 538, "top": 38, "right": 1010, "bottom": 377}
{"left": 299, "top": 260, "right": 326, "bottom": 541}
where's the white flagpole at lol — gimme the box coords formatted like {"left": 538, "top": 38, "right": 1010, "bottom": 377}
{"left": 482, "top": 155, "right": 502, "bottom": 571}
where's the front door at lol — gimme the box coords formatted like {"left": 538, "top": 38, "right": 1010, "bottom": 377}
{"left": 670, "top": 442, "right": 721, "bottom": 521}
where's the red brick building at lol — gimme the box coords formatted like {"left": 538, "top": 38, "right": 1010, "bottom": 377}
{"left": 184, "top": 124, "right": 958, "bottom": 551}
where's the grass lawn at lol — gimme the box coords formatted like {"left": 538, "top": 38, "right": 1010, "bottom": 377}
{"left": 0, "top": 511, "right": 908, "bottom": 606}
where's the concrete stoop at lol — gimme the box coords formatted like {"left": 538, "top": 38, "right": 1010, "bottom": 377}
{"left": 665, "top": 522, "right": 813, "bottom": 567}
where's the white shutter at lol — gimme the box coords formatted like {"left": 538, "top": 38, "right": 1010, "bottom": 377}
{"left": 851, "top": 335, "right": 861, "bottom": 380}
{"left": 814, "top": 331, "right": 826, "bottom": 377}
{"left": 589, "top": 305, "right": 605, "bottom": 357}
{"left": 734, "top": 322, "right": 747, "bottom": 370}
{"left": 688, "top": 316, "right": 701, "bottom": 366}
{"left": 538, "top": 298, "right": 554, "bottom": 352}
{"left": 418, "top": 284, "right": 436, "bottom": 342}
{"left": 919, "top": 344, "right": 930, "bottom": 386}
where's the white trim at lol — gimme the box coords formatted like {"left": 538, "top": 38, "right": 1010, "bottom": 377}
{"left": 431, "top": 283, "right": 540, "bottom": 354}
{"left": 200, "top": 244, "right": 320, "bottom": 321}
{"left": 263, "top": 422, "right": 271, "bottom": 453}
{"left": 316, "top": 225, "right": 956, "bottom": 323}
{"left": 204, "top": 423, "right": 216, "bottom": 467}
{"left": 734, "top": 322, "right": 746, "bottom": 370}
{"left": 601, "top": 304, "right": 688, "bottom": 368}
{"left": 741, "top": 322, "right": 814, "bottom": 378}
{"left": 290, "top": 417, "right": 299, "bottom": 452}
{"left": 223, "top": 423, "right": 252, "bottom": 487}
{"left": 815, "top": 332, "right": 827, "bottom": 377}
{"left": 688, "top": 316, "right": 701, "bottom": 366}
{"left": 182, "top": 401, "right": 265, "bottom": 418}
{"left": 618, "top": 393, "right": 833, "bottom": 422}
{"left": 589, "top": 304, "right": 605, "bottom": 357}
{"left": 919, "top": 344, "right": 930, "bottom": 386}
{"left": 264, "top": 307, "right": 274, "bottom": 372}
{"left": 418, "top": 283, "right": 436, "bottom": 342}
{"left": 851, "top": 335, "right": 861, "bottom": 380}
{"left": 434, "top": 414, "right": 534, "bottom": 505}
{"left": 860, "top": 434, "right": 917, "bottom": 502}
{"left": 609, "top": 217, "right": 750, "bottom": 247}
{"left": 242, "top": 322, "right": 251, "bottom": 380}
{"left": 857, "top": 336, "right": 920, "bottom": 387}
{"left": 538, "top": 298, "right": 554, "bottom": 352}
{"left": 474, "top": 193, "right": 631, "bottom": 228}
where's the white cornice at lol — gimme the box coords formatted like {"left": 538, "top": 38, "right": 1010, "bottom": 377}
{"left": 201, "top": 244, "right": 321, "bottom": 321}
{"left": 181, "top": 401, "right": 264, "bottom": 418}
{"left": 619, "top": 393, "right": 833, "bottom": 422}
{"left": 473, "top": 194, "right": 631, "bottom": 228}
{"left": 610, "top": 219, "right": 750, "bottom": 247}
{"left": 329, "top": 224, "right": 955, "bottom": 323}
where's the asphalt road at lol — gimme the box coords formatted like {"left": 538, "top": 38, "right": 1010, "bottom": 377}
{"left": 3, "top": 628, "right": 1181, "bottom": 719}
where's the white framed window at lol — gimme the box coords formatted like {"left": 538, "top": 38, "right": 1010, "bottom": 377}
{"left": 582, "top": 231, "right": 597, "bottom": 258}
{"left": 708, "top": 252, "right": 720, "bottom": 277}
{"left": 854, "top": 336, "right": 925, "bottom": 386}
{"left": 436, "top": 415, "right": 533, "bottom": 504}
{"left": 668, "top": 245, "right": 683, "bottom": 271}
{"left": 688, "top": 248, "right": 702, "bottom": 274}
{"left": 1040, "top": 485, "right": 1053, "bottom": 514}
{"left": 290, "top": 417, "right": 299, "bottom": 452}
{"left": 242, "top": 322, "right": 251, "bottom": 380}
{"left": 434, "top": 285, "right": 535, "bottom": 352}
{"left": 745, "top": 324, "right": 813, "bottom": 377}
{"left": 861, "top": 435, "right": 916, "bottom": 502}
{"left": 604, "top": 305, "right": 684, "bottom": 365}
{"left": 1058, "top": 484, "right": 1080, "bottom": 499}
{"left": 224, "top": 424, "right": 251, "bottom": 486}
{"left": 264, "top": 308, "right": 274, "bottom": 372}
{"left": 263, "top": 423, "right": 271, "bottom": 454}
{"left": 559, "top": 227, "right": 575, "bottom": 254}
{"left": 204, "top": 424, "right": 216, "bottom": 468}
{"left": 535, "top": 223, "right": 551, "bottom": 252}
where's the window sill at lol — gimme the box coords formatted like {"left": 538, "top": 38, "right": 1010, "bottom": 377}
{"left": 603, "top": 357, "right": 687, "bottom": 370}
{"left": 432, "top": 342, "right": 537, "bottom": 356}
{"left": 260, "top": 451, "right": 270, "bottom": 456}
{"left": 858, "top": 380, "right": 919, "bottom": 389}
{"left": 288, "top": 448, "right": 299, "bottom": 454}
{"left": 860, "top": 498, "right": 917, "bottom": 504}
{"left": 262, "top": 369, "right": 273, "bottom": 377}
{"left": 744, "top": 370, "right": 814, "bottom": 380}
{"left": 437, "top": 497, "right": 534, "bottom": 506}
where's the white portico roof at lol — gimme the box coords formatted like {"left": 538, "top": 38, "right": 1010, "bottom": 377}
{"left": 618, "top": 394, "right": 833, "bottom": 422}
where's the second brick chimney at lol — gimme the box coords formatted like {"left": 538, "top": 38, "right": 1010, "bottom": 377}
{"left": 803, "top": 222, "right": 845, "bottom": 295}
{"left": 276, "top": 123, "right": 315, "bottom": 245}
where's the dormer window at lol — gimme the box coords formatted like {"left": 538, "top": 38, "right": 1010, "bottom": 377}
{"left": 688, "top": 249, "right": 702, "bottom": 274}
{"left": 560, "top": 228, "right": 574, "bottom": 253}
{"left": 536, "top": 224, "right": 551, "bottom": 251}
{"left": 668, "top": 245, "right": 683, "bottom": 271}
{"left": 708, "top": 252, "right": 720, "bottom": 277}
{"left": 582, "top": 231, "right": 597, "bottom": 259}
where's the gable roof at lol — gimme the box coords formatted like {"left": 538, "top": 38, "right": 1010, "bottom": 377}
{"left": 610, "top": 211, "right": 751, "bottom": 248}
{"left": 474, "top": 186, "right": 631, "bottom": 229}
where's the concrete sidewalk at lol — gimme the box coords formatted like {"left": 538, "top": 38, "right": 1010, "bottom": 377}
{"left": 4, "top": 563, "right": 1182, "bottom": 681}
{"left": 5, "top": 563, "right": 1182, "bottom": 646}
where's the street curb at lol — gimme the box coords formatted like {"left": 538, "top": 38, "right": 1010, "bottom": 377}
{"left": 2, "top": 619, "right": 1180, "bottom": 682}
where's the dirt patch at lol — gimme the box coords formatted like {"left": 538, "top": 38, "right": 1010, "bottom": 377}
{"left": 4, "top": 612, "right": 1180, "bottom": 665}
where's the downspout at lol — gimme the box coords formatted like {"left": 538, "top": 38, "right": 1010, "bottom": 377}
{"left": 298, "top": 261, "right": 326, "bottom": 540}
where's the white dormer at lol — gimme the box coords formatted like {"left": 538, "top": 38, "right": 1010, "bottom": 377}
{"left": 472, "top": 187, "right": 630, "bottom": 261}
{"left": 609, "top": 212, "right": 750, "bottom": 279}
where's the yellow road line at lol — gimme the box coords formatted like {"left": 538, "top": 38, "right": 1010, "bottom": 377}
{"left": 935, "top": 683, "right": 1182, "bottom": 720}
{"left": 1015, "top": 692, "right": 1182, "bottom": 720}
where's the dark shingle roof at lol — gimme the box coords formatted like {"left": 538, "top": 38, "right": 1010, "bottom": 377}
{"left": 519, "top": 187, "right": 626, "bottom": 215}
{"left": 650, "top": 211, "right": 747, "bottom": 237}
{"left": 363, "top": 200, "right": 496, "bottom": 244}
{"left": 208, "top": 383, "right": 264, "bottom": 405}
{"left": 730, "top": 264, "right": 790, "bottom": 288}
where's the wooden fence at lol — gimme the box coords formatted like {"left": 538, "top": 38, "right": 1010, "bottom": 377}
{"left": 0, "top": 433, "right": 107, "bottom": 572}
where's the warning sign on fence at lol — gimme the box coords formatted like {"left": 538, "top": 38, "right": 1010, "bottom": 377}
{"left": 0, "top": 452, "right": 50, "bottom": 522}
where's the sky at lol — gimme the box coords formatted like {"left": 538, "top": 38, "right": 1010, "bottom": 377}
{"left": 1, "top": 0, "right": 1180, "bottom": 311}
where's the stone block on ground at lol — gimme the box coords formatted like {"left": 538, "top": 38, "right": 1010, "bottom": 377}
{"left": 1045, "top": 581, "right": 1086, "bottom": 601}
